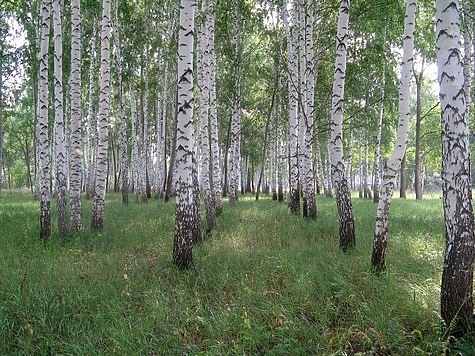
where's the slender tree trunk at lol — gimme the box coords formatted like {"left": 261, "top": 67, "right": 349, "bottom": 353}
{"left": 284, "top": 0, "right": 300, "bottom": 214}
{"left": 399, "top": 152, "right": 407, "bottom": 199}
{"left": 91, "top": 0, "right": 112, "bottom": 230}
{"left": 173, "top": 0, "right": 199, "bottom": 269}
{"left": 208, "top": 0, "right": 222, "bottom": 215}
{"left": 373, "top": 69, "right": 385, "bottom": 203}
{"left": 198, "top": 0, "right": 216, "bottom": 231}
{"left": 86, "top": 24, "right": 97, "bottom": 200}
{"left": 330, "top": 0, "right": 355, "bottom": 251}
{"left": 302, "top": 0, "right": 317, "bottom": 218}
{"left": 437, "top": 0, "right": 475, "bottom": 336}
{"left": 53, "top": 0, "right": 68, "bottom": 236}
{"left": 372, "top": 0, "right": 417, "bottom": 271}
{"left": 130, "top": 82, "right": 140, "bottom": 199}
{"left": 38, "top": 0, "right": 52, "bottom": 240}
{"left": 228, "top": 1, "right": 242, "bottom": 206}
{"left": 69, "top": 0, "right": 82, "bottom": 231}
{"left": 414, "top": 65, "right": 424, "bottom": 200}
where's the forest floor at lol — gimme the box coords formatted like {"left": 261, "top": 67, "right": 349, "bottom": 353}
{"left": 0, "top": 192, "right": 474, "bottom": 354}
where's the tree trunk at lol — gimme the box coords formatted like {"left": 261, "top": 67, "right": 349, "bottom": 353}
{"left": 399, "top": 152, "right": 407, "bottom": 199}
{"left": 208, "top": 0, "right": 222, "bottom": 215}
{"left": 173, "top": 0, "right": 199, "bottom": 269}
{"left": 228, "top": 1, "right": 242, "bottom": 206}
{"left": 69, "top": 0, "right": 83, "bottom": 231}
{"left": 91, "top": 0, "right": 112, "bottom": 230}
{"left": 38, "top": 0, "right": 52, "bottom": 240}
{"left": 86, "top": 24, "right": 97, "bottom": 200}
{"left": 437, "top": 0, "right": 475, "bottom": 336}
{"left": 372, "top": 0, "right": 417, "bottom": 271}
{"left": 414, "top": 65, "right": 424, "bottom": 200}
{"left": 284, "top": 0, "right": 300, "bottom": 214}
{"left": 373, "top": 68, "right": 385, "bottom": 203}
{"left": 130, "top": 82, "right": 139, "bottom": 199}
{"left": 198, "top": 0, "right": 216, "bottom": 231}
{"left": 53, "top": 0, "right": 68, "bottom": 236}
{"left": 330, "top": 0, "right": 355, "bottom": 251}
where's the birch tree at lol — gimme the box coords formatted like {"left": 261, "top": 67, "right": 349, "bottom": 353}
{"left": 372, "top": 0, "right": 417, "bottom": 271}
{"left": 330, "top": 0, "right": 355, "bottom": 251}
{"left": 173, "top": 0, "right": 199, "bottom": 268}
{"left": 228, "top": 0, "right": 242, "bottom": 206}
{"left": 208, "top": 0, "right": 222, "bottom": 215}
{"left": 284, "top": 0, "right": 300, "bottom": 214}
{"left": 91, "top": 0, "right": 112, "bottom": 230}
{"left": 198, "top": 0, "right": 216, "bottom": 231}
{"left": 436, "top": 0, "right": 475, "bottom": 335}
{"left": 302, "top": 0, "right": 316, "bottom": 218}
{"left": 38, "top": 0, "right": 52, "bottom": 240}
{"left": 69, "top": 0, "right": 82, "bottom": 230}
{"left": 53, "top": 0, "right": 68, "bottom": 236}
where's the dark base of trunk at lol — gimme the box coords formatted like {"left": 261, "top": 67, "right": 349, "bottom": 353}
{"left": 272, "top": 192, "right": 277, "bottom": 200}
{"left": 302, "top": 198, "right": 307, "bottom": 218}
{"left": 40, "top": 200, "right": 51, "bottom": 240}
{"left": 288, "top": 189, "right": 300, "bottom": 214}
{"left": 306, "top": 196, "right": 317, "bottom": 220}
{"left": 278, "top": 187, "right": 284, "bottom": 202}
{"left": 122, "top": 192, "right": 129, "bottom": 205}
{"left": 371, "top": 233, "right": 387, "bottom": 272}
{"left": 324, "top": 188, "right": 333, "bottom": 197}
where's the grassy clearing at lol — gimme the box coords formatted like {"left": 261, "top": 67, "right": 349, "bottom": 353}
{"left": 0, "top": 192, "right": 473, "bottom": 354}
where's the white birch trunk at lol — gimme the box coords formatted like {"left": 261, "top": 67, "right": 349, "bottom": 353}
{"left": 198, "top": 0, "right": 216, "bottom": 230}
{"left": 330, "top": 0, "right": 355, "bottom": 251}
{"left": 130, "top": 82, "right": 139, "bottom": 198}
{"left": 284, "top": 0, "right": 300, "bottom": 213}
{"left": 372, "top": 0, "right": 417, "bottom": 270}
{"left": 53, "top": 0, "right": 68, "bottom": 236}
{"left": 228, "top": 1, "right": 242, "bottom": 206}
{"left": 174, "top": 0, "right": 199, "bottom": 269}
{"left": 38, "top": 0, "right": 52, "bottom": 239}
{"left": 302, "top": 0, "right": 316, "bottom": 218}
{"left": 91, "top": 0, "right": 112, "bottom": 230}
{"left": 69, "top": 0, "right": 82, "bottom": 230}
{"left": 373, "top": 70, "right": 385, "bottom": 203}
{"left": 208, "top": 0, "right": 222, "bottom": 214}
{"left": 437, "top": 0, "right": 475, "bottom": 335}
{"left": 85, "top": 24, "right": 97, "bottom": 200}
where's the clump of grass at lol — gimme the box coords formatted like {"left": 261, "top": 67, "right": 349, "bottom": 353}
{"left": 0, "top": 192, "right": 472, "bottom": 354}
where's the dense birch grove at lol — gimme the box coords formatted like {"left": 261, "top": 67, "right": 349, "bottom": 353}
{"left": 0, "top": 0, "right": 474, "bottom": 336}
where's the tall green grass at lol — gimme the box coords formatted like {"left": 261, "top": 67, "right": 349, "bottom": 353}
{"left": 0, "top": 192, "right": 473, "bottom": 354}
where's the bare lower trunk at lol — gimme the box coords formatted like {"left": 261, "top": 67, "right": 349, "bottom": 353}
{"left": 38, "top": 0, "right": 52, "bottom": 240}
{"left": 91, "top": 0, "right": 112, "bottom": 230}
{"left": 437, "top": 0, "right": 475, "bottom": 336}
{"left": 69, "top": 0, "right": 83, "bottom": 231}
{"left": 330, "top": 0, "right": 355, "bottom": 251}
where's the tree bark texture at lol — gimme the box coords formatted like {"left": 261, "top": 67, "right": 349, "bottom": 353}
{"left": 38, "top": 0, "right": 52, "bottom": 240}
{"left": 69, "top": 0, "right": 83, "bottom": 231}
{"left": 330, "top": 0, "right": 355, "bottom": 251}
{"left": 198, "top": 0, "right": 216, "bottom": 231}
{"left": 53, "top": 0, "right": 68, "bottom": 236}
{"left": 372, "top": 0, "right": 417, "bottom": 271}
{"left": 91, "top": 0, "right": 112, "bottom": 230}
{"left": 173, "top": 0, "right": 199, "bottom": 269}
{"left": 284, "top": 0, "right": 300, "bottom": 214}
{"left": 436, "top": 0, "right": 475, "bottom": 336}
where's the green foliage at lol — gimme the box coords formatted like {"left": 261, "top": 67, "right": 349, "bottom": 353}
{"left": 1, "top": 193, "right": 472, "bottom": 354}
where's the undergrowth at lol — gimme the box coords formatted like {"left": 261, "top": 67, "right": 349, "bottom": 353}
{"left": 0, "top": 192, "right": 473, "bottom": 354}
